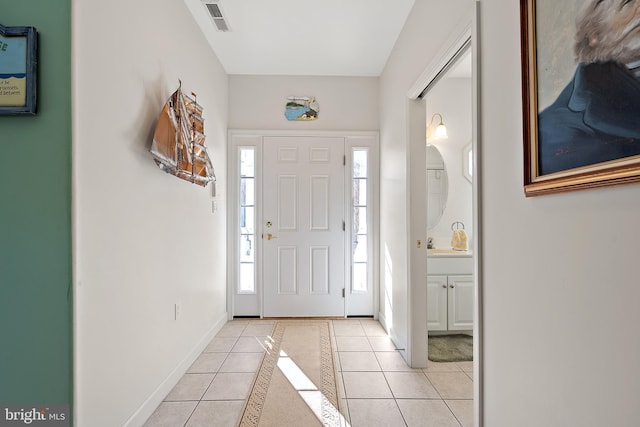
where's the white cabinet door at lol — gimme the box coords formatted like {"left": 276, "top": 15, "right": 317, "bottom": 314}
{"left": 427, "top": 275, "right": 448, "bottom": 331}
{"left": 447, "top": 275, "right": 474, "bottom": 331}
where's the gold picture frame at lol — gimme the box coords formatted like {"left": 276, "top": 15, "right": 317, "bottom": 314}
{"left": 520, "top": 0, "right": 640, "bottom": 197}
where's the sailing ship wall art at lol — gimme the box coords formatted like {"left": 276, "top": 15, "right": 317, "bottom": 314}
{"left": 150, "top": 82, "right": 216, "bottom": 187}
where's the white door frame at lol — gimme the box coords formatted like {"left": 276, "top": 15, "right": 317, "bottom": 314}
{"left": 227, "top": 130, "right": 379, "bottom": 319}
{"left": 406, "top": 3, "right": 483, "bottom": 425}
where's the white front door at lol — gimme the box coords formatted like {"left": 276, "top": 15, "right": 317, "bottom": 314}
{"left": 262, "top": 136, "right": 346, "bottom": 317}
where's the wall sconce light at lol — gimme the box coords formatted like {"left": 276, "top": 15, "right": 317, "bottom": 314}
{"left": 426, "top": 113, "right": 448, "bottom": 141}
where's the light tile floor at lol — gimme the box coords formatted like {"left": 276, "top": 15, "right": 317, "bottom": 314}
{"left": 144, "top": 319, "right": 473, "bottom": 427}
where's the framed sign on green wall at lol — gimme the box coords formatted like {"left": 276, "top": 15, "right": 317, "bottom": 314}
{"left": 0, "top": 23, "right": 37, "bottom": 115}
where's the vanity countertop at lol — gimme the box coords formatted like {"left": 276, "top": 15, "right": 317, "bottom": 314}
{"left": 427, "top": 248, "right": 473, "bottom": 258}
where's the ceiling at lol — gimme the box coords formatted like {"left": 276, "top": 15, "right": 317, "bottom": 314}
{"left": 185, "top": 0, "right": 416, "bottom": 76}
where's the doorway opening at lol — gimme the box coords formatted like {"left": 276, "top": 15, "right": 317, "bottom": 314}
{"left": 406, "top": 6, "right": 482, "bottom": 425}
{"left": 424, "top": 45, "right": 475, "bottom": 346}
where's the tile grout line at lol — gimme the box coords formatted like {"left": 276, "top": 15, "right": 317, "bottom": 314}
{"left": 191, "top": 323, "right": 248, "bottom": 426}
{"left": 366, "top": 320, "right": 410, "bottom": 427}
{"left": 180, "top": 338, "right": 234, "bottom": 426}
{"left": 442, "top": 399, "right": 466, "bottom": 427}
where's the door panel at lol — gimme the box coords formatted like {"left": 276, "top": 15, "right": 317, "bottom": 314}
{"left": 277, "top": 246, "right": 297, "bottom": 294}
{"left": 310, "top": 246, "right": 329, "bottom": 294}
{"left": 277, "top": 175, "right": 297, "bottom": 229}
{"left": 310, "top": 176, "right": 330, "bottom": 230}
{"left": 263, "top": 136, "right": 345, "bottom": 317}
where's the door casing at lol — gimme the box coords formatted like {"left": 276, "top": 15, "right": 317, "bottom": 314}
{"left": 227, "top": 130, "right": 379, "bottom": 319}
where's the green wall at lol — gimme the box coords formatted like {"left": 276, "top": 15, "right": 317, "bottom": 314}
{"left": 0, "top": 0, "right": 72, "bottom": 411}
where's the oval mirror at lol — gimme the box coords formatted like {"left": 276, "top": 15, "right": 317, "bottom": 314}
{"left": 426, "top": 144, "right": 448, "bottom": 229}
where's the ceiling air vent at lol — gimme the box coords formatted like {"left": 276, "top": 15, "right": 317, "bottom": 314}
{"left": 203, "top": 1, "right": 230, "bottom": 32}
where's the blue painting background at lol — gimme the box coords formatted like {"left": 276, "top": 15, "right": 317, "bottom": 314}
{"left": 0, "top": 34, "right": 27, "bottom": 77}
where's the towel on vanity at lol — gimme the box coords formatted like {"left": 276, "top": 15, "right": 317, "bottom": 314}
{"left": 451, "top": 229, "right": 468, "bottom": 251}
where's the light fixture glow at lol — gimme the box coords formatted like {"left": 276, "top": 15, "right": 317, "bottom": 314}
{"left": 426, "top": 113, "right": 448, "bottom": 141}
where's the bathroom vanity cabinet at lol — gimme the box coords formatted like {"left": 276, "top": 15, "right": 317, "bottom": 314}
{"left": 427, "top": 252, "right": 474, "bottom": 332}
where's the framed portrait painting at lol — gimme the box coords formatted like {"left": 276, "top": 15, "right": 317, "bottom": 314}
{"left": 520, "top": 0, "right": 640, "bottom": 196}
{"left": 0, "top": 24, "right": 37, "bottom": 115}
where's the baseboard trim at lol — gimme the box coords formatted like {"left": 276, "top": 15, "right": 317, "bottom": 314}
{"left": 378, "top": 311, "right": 388, "bottom": 332}
{"left": 123, "top": 312, "right": 228, "bottom": 427}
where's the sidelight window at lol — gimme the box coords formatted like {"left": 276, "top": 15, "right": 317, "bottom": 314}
{"left": 352, "top": 149, "right": 369, "bottom": 293}
{"left": 239, "top": 148, "right": 256, "bottom": 294}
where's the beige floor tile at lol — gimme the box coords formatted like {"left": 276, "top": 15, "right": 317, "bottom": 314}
{"left": 426, "top": 372, "right": 473, "bottom": 399}
{"left": 231, "top": 336, "right": 270, "bottom": 352}
{"left": 143, "top": 401, "right": 197, "bottom": 427}
{"left": 339, "top": 351, "right": 381, "bottom": 372}
{"left": 242, "top": 323, "right": 275, "bottom": 336}
{"left": 457, "top": 361, "right": 473, "bottom": 372}
{"left": 397, "top": 399, "right": 461, "bottom": 427}
{"left": 376, "top": 351, "right": 419, "bottom": 371}
{"left": 332, "top": 321, "right": 366, "bottom": 337}
{"left": 147, "top": 320, "right": 477, "bottom": 426}
{"left": 367, "top": 336, "right": 397, "bottom": 352}
{"left": 424, "top": 361, "right": 463, "bottom": 372}
{"left": 347, "top": 399, "right": 405, "bottom": 427}
{"left": 186, "top": 352, "right": 227, "bottom": 374}
{"left": 165, "top": 374, "right": 214, "bottom": 401}
{"left": 185, "top": 400, "right": 245, "bottom": 427}
{"left": 219, "top": 352, "right": 263, "bottom": 372}
{"left": 360, "top": 321, "right": 388, "bottom": 337}
{"left": 333, "top": 319, "right": 364, "bottom": 325}
{"left": 216, "top": 324, "right": 246, "bottom": 338}
{"left": 203, "top": 336, "right": 237, "bottom": 353}
{"left": 342, "top": 372, "right": 392, "bottom": 398}
{"left": 336, "top": 336, "right": 372, "bottom": 351}
{"left": 202, "top": 372, "right": 255, "bottom": 400}
{"left": 446, "top": 400, "right": 473, "bottom": 427}
{"left": 249, "top": 319, "right": 275, "bottom": 325}
{"left": 384, "top": 371, "right": 440, "bottom": 399}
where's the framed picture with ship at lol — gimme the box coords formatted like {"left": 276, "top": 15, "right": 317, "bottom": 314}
{"left": 284, "top": 96, "right": 319, "bottom": 121}
{"left": 520, "top": 0, "right": 640, "bottom": 196}
{"left": 0, "top": 24, "right": 37, "bottom": 115}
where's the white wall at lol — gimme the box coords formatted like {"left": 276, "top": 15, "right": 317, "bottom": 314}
{"left": 229, "top": 75, "right": 379, "bottom": 131}
{"left": 426, "top": 77, "right": 474, "bottom": 248}
{"left": 481, "top": 1, "right": 640, "bottom": 426}
{"left": 378, "top": 0, "right": 474, "bottom": 358}
{"left": 72, "top": 0, "right": 228, "bottom": 425}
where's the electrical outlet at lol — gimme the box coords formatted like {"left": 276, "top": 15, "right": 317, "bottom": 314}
{"left": 174, "top": 303, "right": 181, "bottom": 320}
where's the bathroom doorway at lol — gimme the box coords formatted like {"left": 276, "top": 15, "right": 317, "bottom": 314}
{"left": 424, "top": 45, "right": 475, "bottom": 360}
{"left": 406, "top": 5, "right": 481, "bottom": 424}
